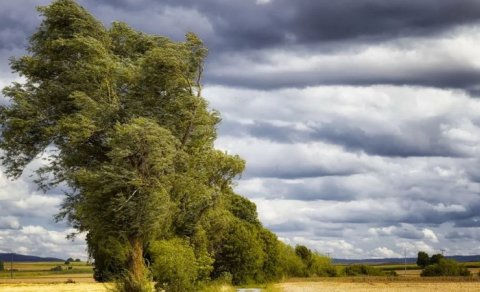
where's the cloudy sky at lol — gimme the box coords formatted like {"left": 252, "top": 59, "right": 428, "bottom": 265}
{"left": 2, "top": 0, "right": 480, "bottom": 260}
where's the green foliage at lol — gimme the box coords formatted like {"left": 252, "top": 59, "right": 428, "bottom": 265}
{"left": 344, "top": 264, "right": 385, "bottom": 276}
{"left": 225, "top": 193, "right": 260, "bottom": 226}
{"left": 212, "top": 220, "right": 264, "bottom": 285}
{"left": 293, "top": 245, "right": 335, "bottom": 277}
{"left": 150, "top": 238, "right": 198, "bottom": 292}
{"left": 87, "top": 233, "right": 127, "bottom": 282}
{"left": 277, "top": 243, "right": 305, "bottom": 277}
{"left": 430, "top": 253, "right": 445, "bottom": 265}
{"left": 421, "top": 258, "right": 471, "bottom": 277}
{"left": 0, "top": 261, "right": 4, "bottom": 271}
{"left": 113, "top": 272, "right": 155, "bottom": 292}
{"left": 417, "top": 251, "right": 430, "bottom": 268}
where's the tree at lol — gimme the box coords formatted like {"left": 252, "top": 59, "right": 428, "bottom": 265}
{"left": 430, "top": 253, "right": 444, "bottom": 265}
{"left": 212, "top": 220, "right": 264, "bottom": 285}
{"left": 0, "top": 0, "right": 244, "bottom": 290}
{"left": 416, "top": 251, "right": 430, "bottom": 268}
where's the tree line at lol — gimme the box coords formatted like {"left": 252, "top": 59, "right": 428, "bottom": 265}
{"left": 416, "top": 251, "right": 470, "bottom": 277}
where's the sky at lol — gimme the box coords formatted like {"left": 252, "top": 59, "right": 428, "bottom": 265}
{"left": 1, "top": 0, "right": 480, "bottom": 260}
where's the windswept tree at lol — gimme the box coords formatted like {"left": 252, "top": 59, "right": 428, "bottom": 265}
{"left": 0, "top": 0, "right": 244, "bottom": 290}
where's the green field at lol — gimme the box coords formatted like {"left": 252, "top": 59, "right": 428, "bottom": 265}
{"left": 0, "top": 262, "right": 94, "bottom": 283}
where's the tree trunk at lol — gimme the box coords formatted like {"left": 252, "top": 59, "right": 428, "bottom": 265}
{"left": 126, "top": 237, "right": 146, "bottom": 291}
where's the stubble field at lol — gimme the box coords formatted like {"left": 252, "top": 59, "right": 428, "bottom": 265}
{"left": 2, "top": 280, "right": 480, "bottom": 292}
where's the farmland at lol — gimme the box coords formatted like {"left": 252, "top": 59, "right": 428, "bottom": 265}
{"left": 1, "top": 279, "right": 480, "bottom": 292}
{"left": 1, "top": 261, "right": 480, "bottom": 291}
{"left": 0, "top": 261, "right": 94, "bottom": 283}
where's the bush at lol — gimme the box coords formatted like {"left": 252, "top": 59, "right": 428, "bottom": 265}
{"left": 0, "top": 260, "right": 4, "bottom": 271}
{"left": 421, "top": 259, "right": 471, "bottom": 277}
{"left": 310, "top": 253, "right": 336, "bottom": 277}
{"left": 344, "top": 264, "right": 384, "bottom": 276}
{"left": 277, "top": 243, "right": 305, "bottom": 277}
{"left": 150, "top": 238, "right": 198, "bottom": 292}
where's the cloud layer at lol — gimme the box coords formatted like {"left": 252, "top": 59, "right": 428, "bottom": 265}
{"left": 1, "top": 0, "right": 480, "bottom": 259}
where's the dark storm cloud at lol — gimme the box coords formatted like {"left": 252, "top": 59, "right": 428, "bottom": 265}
{"left": 240, "top": 177, "right": 358, "bottom": 201}
{"left": 82, "top": 0, "right": 480, "bottom": 50}
{"left": 2, "top": 0, "right": 480, "bottom": 90}
{"left": 0, "top": 1, "right": 50, "bottom": 50}
{"left": 207, "top": 63, "right": 480, "bottom": 91}
{"left": 244, "top": 164, "right": 361, "bottom": 180}
{"left": 220, "top": 118, "right": 465, "bottom": 158}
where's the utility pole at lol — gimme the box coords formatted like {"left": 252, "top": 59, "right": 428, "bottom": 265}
{"left": 10, "top": 253, "right": 13, "bottom": 279}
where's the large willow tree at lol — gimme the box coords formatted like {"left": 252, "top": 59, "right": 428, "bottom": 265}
{"left": 0, "top": 0, "right": 244, "bottom": 290}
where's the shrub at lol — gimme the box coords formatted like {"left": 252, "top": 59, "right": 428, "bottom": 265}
{"left": 307, "top": 253, "right": 336, "bottom": 277}
{"left": 421, "top": 259, "right": 471, "bottom": 277}
{"left": 277, "top": 243, "right": 305, "bottom": 277}
{"left": 150, "top": 238, "right": 198, "bottom": 292}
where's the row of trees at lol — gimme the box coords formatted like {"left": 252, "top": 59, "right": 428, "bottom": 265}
{"left": 0, "top": 1, "right": 334, "bottom": 291}
{"left": 91, "top": 192, "right": 336, "bottom": 291}
{"left": 416, "top": 252, "right": 470, "bottom": 277}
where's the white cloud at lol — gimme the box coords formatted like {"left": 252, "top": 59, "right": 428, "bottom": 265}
{"left": 371, "top": 247, "right": 402, "bottom": 258}
{"left": 422, "top": 229, "right": 439, "bottom": 243}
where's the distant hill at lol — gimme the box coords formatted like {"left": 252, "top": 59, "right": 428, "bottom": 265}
{"left": 333, "top": 255, "right": 480, "bottom": 264}
{"left": 0, "top": 253, "right": 64, "bottom": 262}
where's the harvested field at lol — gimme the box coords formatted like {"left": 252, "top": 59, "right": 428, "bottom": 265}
{"left": 0, "top": 283, "right": 109, "bottom": 292}
{"left": 277, "top": 281, "right": 480, "bottom": 291}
